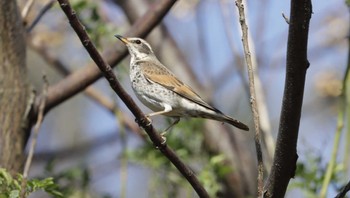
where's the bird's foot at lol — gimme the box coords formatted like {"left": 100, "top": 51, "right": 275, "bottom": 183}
{"left": 135, "top": 116, "right": 152, "bottom": 127}
{"left": 145, "top": 116, "right": 152, "bottom": 126}
{"left": 154, "top": 132, "right": 167, "bottom": 149}
{"left": 160, "top": 131, "right": 167, "bottom": 144}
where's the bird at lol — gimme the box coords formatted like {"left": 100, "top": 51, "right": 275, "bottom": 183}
{"left": 115, "top": 35, "right": 249, "bottom": 132}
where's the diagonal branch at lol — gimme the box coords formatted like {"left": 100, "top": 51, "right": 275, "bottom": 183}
{"left": 26, "top": 0, "right": 55, "bottom": 32}
{"left": 55, "top": 0, "right": 209, "bottom": 197}
{"left": 335, "top": 179, "right": 350, "bottom": 198}
{"left": 264, "top": 0, "right": 312, "bottom": 197}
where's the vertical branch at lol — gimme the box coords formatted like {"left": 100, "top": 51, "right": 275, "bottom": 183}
{"left": 321, "top": 5, "right": 350, "bottom": 197}
{"left": 264, "top": 0, "right": 312, "bottom": 197}
{"left": 319, "top": 107, "right": 344, "bottom": 197}
{"left": 220, "top": 0, "right": 274, "bottom": 167}
{"left": 235, "top": 0, "right": 264, "bottom": 196}
{"left": 343, "top": 4, "right": 350, "bottom": 172}
{"left": 22, "top": 76, "right": 48, "bottom": 178}
{"left": 21, "top": 76, "right": 48, "bottom": 198}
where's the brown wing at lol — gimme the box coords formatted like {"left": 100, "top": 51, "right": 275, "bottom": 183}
{"left": 139, "top": 61, "right": 219, "bottom": 112}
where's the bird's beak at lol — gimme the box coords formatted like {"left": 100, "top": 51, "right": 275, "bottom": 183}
{"left": 114, "top": 34, "right": 129, "bottom": 44}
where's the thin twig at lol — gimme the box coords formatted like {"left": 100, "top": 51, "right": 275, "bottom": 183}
{"left": 335, "top": 180, "right": 350, "bottom": 198}
{"left": 27, "top": 0, "right": 56, "bottom": 32}
{"left": 221, "top": 0, "right": 274, "bottom": 168}
{"left": 343, "top": 5, "right": 350, "bottom": 173}
{"left": 321, "top": 13, "right": 350, "bottom": 197}
{"left": 319, "top": 105, "right": 344, "bottom": 198}
{"left": 320, "top": 53, "right": 350, "bottom": 197}
{"left": 21, "top": 0, "right": 35, "bottom": 25}
{"left": 21, "top": 75, "right": 48, "bottom": 198}
{"left": 235, "top": 0, "right": 264, "bottom": 196}
{"left": 282, "top": 12, "right": 290, "bottom": 24}
{"left": 56, "top": 0, "right": 209, "bottom": 197}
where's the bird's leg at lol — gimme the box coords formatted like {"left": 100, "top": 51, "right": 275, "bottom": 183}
{"left": 146, "top": 104, "right": 172, "bottom": 117}
{"left": 160, "top": 117, "right": 180, "bottom": 144}
{"left": 163, "top": 117, "right": 180, "bottom": 133}
{"left": 145, "top": 104, "right": 173, "bottom": 144}
{"left": 145, "top": 104, "right": 172, "bottom": 124}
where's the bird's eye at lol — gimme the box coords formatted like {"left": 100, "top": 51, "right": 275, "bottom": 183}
{"left": 135, "top": 40, "right": 141, "bottom": 44}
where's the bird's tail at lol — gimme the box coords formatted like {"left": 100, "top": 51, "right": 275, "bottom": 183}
{"left": 201, "top": 112, "right": 249, "bottom": 131}
{"left": 219, "top": 114, "right": 249, "bottom": 131}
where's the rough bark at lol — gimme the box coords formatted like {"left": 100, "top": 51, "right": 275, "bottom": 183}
{"left": 0, "top": 0, "right": 28, "bottom": 172}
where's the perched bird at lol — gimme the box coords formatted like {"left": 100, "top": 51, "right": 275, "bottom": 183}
{"left": 115, "top": 35, "right": 249, "bottom": 132}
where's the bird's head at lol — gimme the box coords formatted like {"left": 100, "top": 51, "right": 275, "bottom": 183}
{"left": 115, "top": 35, "right": 155, "bottom": 61}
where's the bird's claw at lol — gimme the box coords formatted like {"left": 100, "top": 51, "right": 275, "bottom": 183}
{"left": 145, "top": 116, "right": 152, "bottom": 126}
{"left": 155, "top": 132, "right": 167, "bottom": 149}
{"left": 160, "top": 132, "right": 167, "bottom": 144}
{"left": 135, "top": 116, "right": 152, "bottom": 127}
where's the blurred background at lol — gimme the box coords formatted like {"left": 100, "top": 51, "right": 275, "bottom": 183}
{"left": 16, "top": 0, "right": 349, "bottom": 197}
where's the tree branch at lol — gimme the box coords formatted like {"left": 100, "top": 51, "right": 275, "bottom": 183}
{"left": 264, "top": 0, "right": 312, "bottom": 197}
{"left": 335, "top": 180, "right": 350, "bottom": 198}
{"left": 21, "top": 75, "right": 48, "bottom": 198}
{"left": 320, "top": 37, "right": 350, "bottom": 196}
{"left": 235, "top": 0, "right": 264, "bottom": 196}
{"left": 55, "top": 0, "right": 209, "bottom": 197}
{"left": 26, "top": 0, "right": 55, "bottom": 32}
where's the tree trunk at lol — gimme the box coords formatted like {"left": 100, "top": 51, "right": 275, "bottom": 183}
{"left": 0, "top": 0, "right": 28, "bottom": 172}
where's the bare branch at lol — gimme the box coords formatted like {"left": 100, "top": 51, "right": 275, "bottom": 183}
{"left": 264, "top": 0, "right": 312, "bottom": 197}
{"left": 235, "top": 0, "right": 264, "bottom": 196}
{"left": 220, "top": 0, "right": 274, "bottom": 168}
{"left": 21, "top": 75, "right": 48, "bottom": 198}
{"left": 322, "top": 10, "right": 350, "bottom": 197}
{"left": 27, "top": 0, "right": 56, "bottom": 32}
{"left": 335, "top": 180, "right": 350, "bottom": 198}
{"left": 55, "top": 0, "right": 209, "bottom": 197}
{"left": 320, "top": 53, "right": 350, "bottom": 197}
